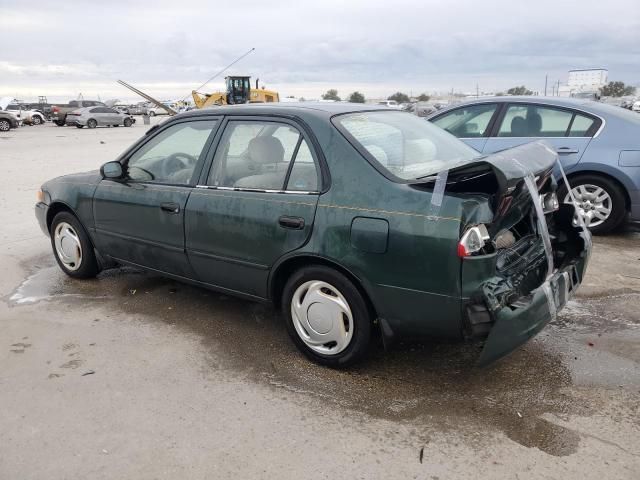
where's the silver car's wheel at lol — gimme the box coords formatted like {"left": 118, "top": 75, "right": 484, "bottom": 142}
{"left": 564, "top": 183, "right": 612, "bottom": 228}
{"left": 290, "top": 280, "right": 354, "bottom": 355}
{"left": 0, "top": 119, "right": 10, "bottom": 131}
{"left": 53, "top": 222, "right": 83, "bottom": 271}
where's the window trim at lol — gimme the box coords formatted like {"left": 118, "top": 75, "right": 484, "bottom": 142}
{"left": 116, "top": 116, "right": 222, "bottom": 188}
{"left": 199, "top": 115, "right": 326, "bottom": 195}
{"left": 429, "top": 102, "right": 502, "bottom": 139}
{"left": 488, "top": 101, "right": 604, "bottom": 139}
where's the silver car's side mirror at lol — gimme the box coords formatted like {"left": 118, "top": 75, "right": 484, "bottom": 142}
{"left": 101, "top": 161, "right": 124, "bottom": 179}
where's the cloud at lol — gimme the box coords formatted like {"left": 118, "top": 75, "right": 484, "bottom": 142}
{"left": 1, "top": 0, "right": 638, "bottom": 101}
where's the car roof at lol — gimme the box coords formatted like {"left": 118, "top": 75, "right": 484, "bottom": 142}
{"left": 171, "top": 102, "right": 390, "bottom": 120}
{"left": 432, "top": 96, "right": 639, "bottom": 122}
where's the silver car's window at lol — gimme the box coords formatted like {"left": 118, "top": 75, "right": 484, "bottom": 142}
{"left": 126, "top": 120, "right": 217, "bottom": 185}
{"left": 498, "top": 105, "right": 573, "bottom": 137}
{"left": 568, "top": 114, "right": 595, "bottom": 137}
{"left": 336, "top": 111, "right": 478, "bottom": 180}
{"left": 432, "top": 104, "right": 498, "bottom": 138}
{"left": 208, "top": 121, "right": 319, "bottom": 192}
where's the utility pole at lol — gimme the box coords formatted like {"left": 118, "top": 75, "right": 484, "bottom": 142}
{"left": 544, "top": 75, "right": 548, "bottom": 96}
{"left": 476, "top": 83, "right": 479, "bottom": 98}
{"left": 556, "top": 80, "right": 560, "bottom": 96}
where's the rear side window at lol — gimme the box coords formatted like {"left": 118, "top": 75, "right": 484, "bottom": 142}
{"left": 498, "top": 104, "right": 572, "bottom": 137}
{"left": 208, "top": 121, "right": 319, "bottom": 192}
{"left": 432, "top": 104, "right": 498, "bottom": 138}
{"left": 90, "top": 107, "right": 101, "bottom": 113}
{"left": 568, "top": 114, "right": 596, "bottom": 137}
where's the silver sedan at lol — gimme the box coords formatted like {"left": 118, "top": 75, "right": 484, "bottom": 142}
{"left": 66, "top": 106, "right": 135, "bottom": 129}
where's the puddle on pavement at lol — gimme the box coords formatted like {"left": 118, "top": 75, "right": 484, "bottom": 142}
{"left": 6, "top": 255, "right": 640, "bottom": 457}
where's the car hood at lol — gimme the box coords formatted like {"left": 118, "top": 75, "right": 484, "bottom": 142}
{"left": 46, "top": 170, "right": 102, "bottom": 189}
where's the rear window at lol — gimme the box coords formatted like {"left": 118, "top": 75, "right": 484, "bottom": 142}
{"left": 335, "top": 111, "right": 479, "bottom": 181}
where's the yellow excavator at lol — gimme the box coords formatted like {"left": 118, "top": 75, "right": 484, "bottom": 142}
{"left": 192, "top": 76, "right": 279, "bottom": 109}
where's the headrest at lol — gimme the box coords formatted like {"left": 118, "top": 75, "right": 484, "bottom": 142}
{"left": 248, "top": 136, "right": 285, "bottom": 164}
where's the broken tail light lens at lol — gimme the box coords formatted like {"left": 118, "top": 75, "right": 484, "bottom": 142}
{"left": 457, "top": 224, "right": 490, "bottom": 257}
{"left": 541, "top": 192, "right": 559, "bottom": 214}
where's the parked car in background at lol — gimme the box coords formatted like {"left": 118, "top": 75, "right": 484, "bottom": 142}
{"left": 428, "top": 96, "right": 640, "bottom": 233}
{"left": 414, "top": 102, "right": 438, "bottom": 117}
{"left": 51, "top": 100, "right": 106, "bottom": 126}
{"left": 377, "top": 100, "right": 401, "bottom": 109}
{"left": 35, "top": 103, "right": 590, "bottom": 368}
{"left": 146, "top": 104, "right": 172, "bottom": 116}
{"left": 4, "top": 104, "right": 46, "bottom": 125}
{"left": 65, "top": 106, "right": 135, "bottom": 128}
{"left": 127, "top": 103, "right": 149, "bottom": 115}
{"left": 113, "top": 105, "right": 131, "bottom": 115}
{"left": 0, "top": 110, "right": 20, "bottom": 131}
{"left": 632, "top": 101, "right": 640, "bottom": 112}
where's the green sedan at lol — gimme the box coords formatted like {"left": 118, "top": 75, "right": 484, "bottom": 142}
{"left": 35, "top": 103, "right": 591, "bottom": 367}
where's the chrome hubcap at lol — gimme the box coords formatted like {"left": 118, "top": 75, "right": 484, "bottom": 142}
{"left": 291, "top": 280, "right": 354, "bottom": 355}
{"left": 0, "top": 121, "right": 9, "bottom": 131}
{"left": 564, "top": 184, "right": 612, "bottom": 227}
{"left": 54, "top": 222, "right": 82, "bottom": 271}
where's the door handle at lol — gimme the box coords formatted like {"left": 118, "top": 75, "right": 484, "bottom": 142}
{"left": 278, "top": 216, "right": 305, "bottom": 230}
{"left": 556, "top": 147, "right": 579, "bottom": 154}
{"left": 160, "top": 202, "right": 180, "bottom": 214}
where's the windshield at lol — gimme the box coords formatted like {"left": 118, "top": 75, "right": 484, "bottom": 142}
{"left": 335, "top": 111, "right": 479, "bottom": 180}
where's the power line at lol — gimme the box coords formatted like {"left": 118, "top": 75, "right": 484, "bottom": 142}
{"left": 183, "top": 47, "right": 256, "bottom": 101}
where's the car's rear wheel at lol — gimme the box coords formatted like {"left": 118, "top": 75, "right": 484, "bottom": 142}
{"left": 558, "top": 174, "right": 626, "bottom": 234}
{"left": 50, "top": 212, "right": 99, "bottom": 278}
{"left": 282, "top": 266, "right": 371, "bottom": 368}
{"left": 0, "top": 119, "right": 10, "bottom": 131}
{"left": 54, "top": 119, "right": 65, "bottom": 126}
{"left": 31, "top": 115, "right": 43, "bottom": 125}
{"left": 87, "top": 119, "right": 97, "bottom": 129}
{"left": 123, "top": 117, "right": 132, "bottom": 127}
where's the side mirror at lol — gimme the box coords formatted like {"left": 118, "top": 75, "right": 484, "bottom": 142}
{"left": 101, "top": 161, "right": 124, "bottom": 179}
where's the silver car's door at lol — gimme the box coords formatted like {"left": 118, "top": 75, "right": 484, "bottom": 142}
{"left": 429, "top": 103, "right": 500, "bottom": 153}
{"left": 482, "top": 103, "right": 600, "bottom": 171}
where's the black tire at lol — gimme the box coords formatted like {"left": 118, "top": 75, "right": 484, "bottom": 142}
{"left": 87, "top": 119, "right": 97, "bottom": 129}
{"left": 123, "top": 117, "right": 132, "bottom": 127}
{"left": 50, "top": 211, "right": 100, "bottom": 279}
{"left": 149, "top": 111, "right": 156, "bottom": 117}
{"left": 282, "top": 265, "right": 372, "bottom": 368}
{"left": 76, "top": 125, "right": 84, "bottom": 129}
{"left": 31, "top": 115, "right": 43, "bottom": 125}
{"left": 558, "top": 174, "right": 626, "bottom": 234}
{"left": 55, "top": 119, "right": 65, "bottom": 126}
{"left": 0, "top": 119, "right": 10, "bottom": 131}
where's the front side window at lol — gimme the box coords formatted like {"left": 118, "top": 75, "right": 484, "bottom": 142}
{"left": 497, "top": 104, "right": 573, "bottom": 137}
{"left": 126, "top": 120, "right": 217, "bottom": 185}
{"left": 335, "top": 111, "right": 478, "bottom": 181}
{"left": 208, "top": 121, "right": 319, "bottom": 191}
{"left": 431, "top": 103, "right": 497, "bottom": 138}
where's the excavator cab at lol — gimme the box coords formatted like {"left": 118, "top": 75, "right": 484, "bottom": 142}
{"left": 225, "top": 76, "right": 251, "bottom": 105}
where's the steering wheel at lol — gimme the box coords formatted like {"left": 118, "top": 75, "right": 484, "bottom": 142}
{"left": 163, "top": 152, "right": 197, "bottom": 178}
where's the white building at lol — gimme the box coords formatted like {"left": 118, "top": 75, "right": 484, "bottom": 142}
{"left": 559, "top": 68, "right": 608, "bottom": 96}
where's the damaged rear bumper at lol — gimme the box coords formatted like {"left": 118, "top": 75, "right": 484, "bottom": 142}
{"left": 474, "top": 248, "right": 588, "bottom": 366}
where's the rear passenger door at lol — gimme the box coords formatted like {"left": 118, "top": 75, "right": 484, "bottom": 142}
{"left": 429, "top": 103, "right": 500, "bottom": 152}
{"left": 185, "top": 117, "right": 322, "bottom": 298}
{"left": 482, "top": 103, "right": 600, "bottom": 170}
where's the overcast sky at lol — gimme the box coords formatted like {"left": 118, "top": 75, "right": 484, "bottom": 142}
{"left": 1, "top": 0, "right": 638, "bottom": 102}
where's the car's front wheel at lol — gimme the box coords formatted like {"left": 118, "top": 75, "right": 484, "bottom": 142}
{"left": 87, "top": 119, "right": 97, "bottom": 129}
{"left": 31, "top": 115, "right": 43, "bottom": 125}
{"left": 0, "top": 119, "right": 10, "bottom": 131}
{"left": 50, "top": 212, "right": 99, "bottom": 278}
{"left": 282, "top": 266, "right": 371, "bottom": 367}
{"left": 559, "top": 174, "right": 626, "bottom": 234}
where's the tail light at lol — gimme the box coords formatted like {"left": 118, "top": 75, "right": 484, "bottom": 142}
{"left": 457, "top": 224, "right": 490, "bottom": 257}
{"left": 51, "top": 106, "right": 59, "bottom": 113}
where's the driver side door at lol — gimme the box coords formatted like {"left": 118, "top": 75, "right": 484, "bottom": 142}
{"left": 92, "top": 118, "right": 219, "bottom": 277}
